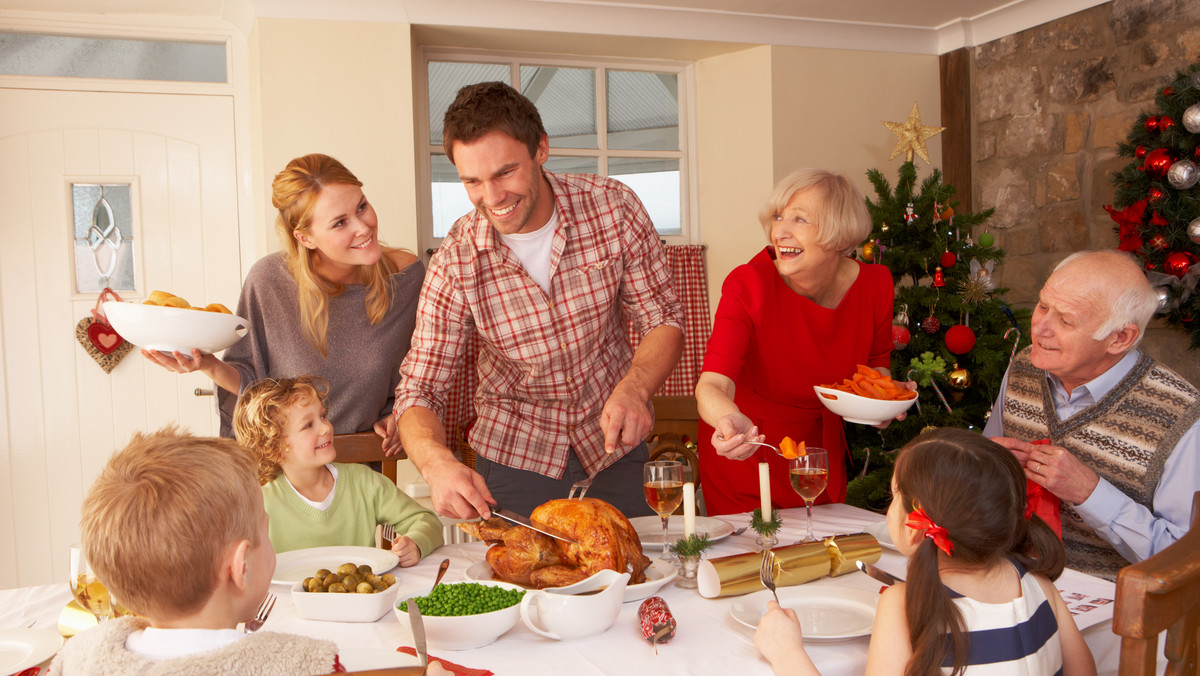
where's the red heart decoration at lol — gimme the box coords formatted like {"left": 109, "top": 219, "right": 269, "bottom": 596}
{"left": 87, "top": 321, "right": 124, "bottom": 355}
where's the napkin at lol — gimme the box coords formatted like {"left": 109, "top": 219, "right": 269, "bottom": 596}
{"left": 397, "top": 646, "right": 493, "bottom": 676}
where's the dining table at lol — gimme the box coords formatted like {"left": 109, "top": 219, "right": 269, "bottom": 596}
{"left": 0, "top": 503, "right": 1147, "bottom": 676}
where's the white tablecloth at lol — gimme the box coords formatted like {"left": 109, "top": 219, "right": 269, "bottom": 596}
{"left": 0, "top": 504, "right": 1127, "bottom": 676}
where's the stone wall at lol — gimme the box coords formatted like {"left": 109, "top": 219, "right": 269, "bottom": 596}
{"left": 973, "top": 0, "right": 1200, "bottom": 385}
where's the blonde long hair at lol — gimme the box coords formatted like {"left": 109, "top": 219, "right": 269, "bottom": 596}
{"left": 272, "top": 154, "right": 397, "bottom": 356}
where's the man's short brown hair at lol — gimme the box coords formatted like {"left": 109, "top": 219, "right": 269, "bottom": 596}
{"left": 81, "top": 426, "right": 261, "bottom": 620}
{"left": 442, "top": 81, "right": 546, "bottom": 164}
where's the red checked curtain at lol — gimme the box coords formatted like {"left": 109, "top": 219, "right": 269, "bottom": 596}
{"left": 440, "top": 244, "right": 710, "bottom": 436}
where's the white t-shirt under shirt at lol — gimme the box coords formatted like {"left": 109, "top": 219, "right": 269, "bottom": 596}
{"left": 283, "top": 465, "right": 338, "bottom": 511}
{"left": 125, "top": 626, "right": 245, "bottom": 660}
{"left": 498, "top": 209, "right": 559, "bottom": 295}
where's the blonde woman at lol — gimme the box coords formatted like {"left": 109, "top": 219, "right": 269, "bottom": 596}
{"left": 144, "top": 154, "right": 423, "bottom": 454}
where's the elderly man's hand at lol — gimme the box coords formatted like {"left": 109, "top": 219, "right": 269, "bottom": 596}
{"left": 1023, "top": 443, "right": 1100, "bottom": 505}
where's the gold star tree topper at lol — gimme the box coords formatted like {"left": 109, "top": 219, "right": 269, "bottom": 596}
{"left": 882, "top": 102, "right": 946, "bottom": 164}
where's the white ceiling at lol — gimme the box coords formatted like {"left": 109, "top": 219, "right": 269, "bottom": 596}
{"left": 0, "top": 0, "right": 1112, "bottom": 55}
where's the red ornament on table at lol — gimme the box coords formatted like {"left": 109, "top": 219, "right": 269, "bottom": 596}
{"left": 1144, "top": 148, "right": 1175, "bottom": 179}
{"left": 945, "top": 325, "right": 977, "bottom": 355}
{"left": 1147, "top": 186, "right": 1165, "bottom": 202}
{"left": 933, "top": 266, "right": 946, "bottom": 287}
{"left": 1159, "top": 116, "right": 1175, "bottom": 133}
{"left": 892, "top": 324, "right": 911, "bottom": 350}
{"left": 940, "top": 251, "right": 957, "bottom": 268}
{"left": 922, "top": 316, "right": 940, "bottom": 334}
{"left": 1145, "top": 116, "right": 1159, "bottom": 133}
{"left": 1165, "top": 251, "right": 1199, "bottom": 279}
{"left": 1135, "top": 145, "right": 1148, "bottom": 159}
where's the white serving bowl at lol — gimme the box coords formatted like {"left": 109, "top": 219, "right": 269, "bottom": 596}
{"left": 813, "top": 385, "right": 917, "bottom": 425}
{"left": 103, "top": 301, "right": 248, "bottom": 354}
{"left": 291, "top": 579, "right": 401, "bottom": 623}
{"left": 395, "top": 580, "right": 525, "bottom": 651}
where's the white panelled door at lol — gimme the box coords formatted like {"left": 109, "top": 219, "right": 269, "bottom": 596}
{"left": 0, "top": 89, "right": 241, "bottom": 587}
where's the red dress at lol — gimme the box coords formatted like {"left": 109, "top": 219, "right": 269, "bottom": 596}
{"left": 700, "top": 248, "right": 894, "bottom": 516}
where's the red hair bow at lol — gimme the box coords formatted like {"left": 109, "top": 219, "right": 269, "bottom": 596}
{"left": 906, "top": 507, "right": 954, "bottom": 556}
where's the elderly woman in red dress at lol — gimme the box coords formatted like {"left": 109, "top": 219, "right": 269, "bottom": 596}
{"left": 696, "top": 168, "right": 904, "bottom": 516}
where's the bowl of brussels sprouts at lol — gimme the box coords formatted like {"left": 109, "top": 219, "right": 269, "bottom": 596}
{"left": 395, "top": 580, "right": 527, "bottom": 650}
{"left": 291, "top": 562, "right": 401, "bottom": 622}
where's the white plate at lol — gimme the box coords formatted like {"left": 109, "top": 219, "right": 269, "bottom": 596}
{"left": 863, "top": 520, "right": 897, "bottom": 551}
{"left": 464, "top": 558, "right": 677, "bottom": 603}
{"left": 272, "top": 546, "right": 399, "bottom": 586}
{"left": 730, "top": 586, "right": 879, "bottom": 641}
{"left": 0, "top": 628, "right": 63, "bottom": 674}
{"left": 629, "top": 515, "right": 735, "bottom": 547}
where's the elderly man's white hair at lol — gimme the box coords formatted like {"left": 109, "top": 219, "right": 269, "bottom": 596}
{"left": 1052, "top": 250, "right": 1159, "bottom": 345}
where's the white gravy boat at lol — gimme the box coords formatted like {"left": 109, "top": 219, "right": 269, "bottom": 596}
{"left": 519, "top": 568, "right": 630, "bottom": 640}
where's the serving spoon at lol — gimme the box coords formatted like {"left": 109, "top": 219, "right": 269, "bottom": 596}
{"left": 431, "top": 558, "right": 450, "bottom": 591}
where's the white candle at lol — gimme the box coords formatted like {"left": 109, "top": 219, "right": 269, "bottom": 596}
{"left": 759, "top": 462, "right": 771, "bottom": 519}
{"left": 683, "top": 482, "right": 696, "bottom": 537}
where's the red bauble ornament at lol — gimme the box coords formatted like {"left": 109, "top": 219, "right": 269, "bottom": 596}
{"left": 933, "top": 266, "right": 946, "bottom": 288}
{"left": 1194, "top": 145, "right": 1200, "bottom": 162}
{"left": 891, "top": 324, "right": 911, "bottom": 350}
{"left": 945, "top": 325, "right": 976, "bottom": 355}
{"left": 1145, "top": 116, "right": 1160, "bottom": 133}
{"left": 1135, "top": 145, "right": 1148, "bottom": 159}
{"left": 1163, "top": 86, "right": 1175, "bottom": 97}
{"left": 940, "top": 251, "right": 957, "bottom": 268}
{"left": 1148, "top": 186, "right": 1165, "bottom": 202}
{"left": 1159, "top": 116, "right": 1175, "bottom": 133}
{"left": 1149, "top": 233, "right": 1168, "bottom": 249}
{"left": 1144, "top": 148, "right": 1175, "bottom": 178}
{"left": 922, "top": 316, "right": 940, "bottom": 334}
{"left": 1165, "top": 251, "right": 1199, "bottom": 278}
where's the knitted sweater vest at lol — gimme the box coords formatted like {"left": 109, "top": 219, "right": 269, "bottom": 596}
{"left": 1001, "top": 347, "right": 1200, "bottom": 580}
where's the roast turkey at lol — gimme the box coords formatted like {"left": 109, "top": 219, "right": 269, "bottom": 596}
{"left": 458, "top": 497, "right": 651, "bottom": 588}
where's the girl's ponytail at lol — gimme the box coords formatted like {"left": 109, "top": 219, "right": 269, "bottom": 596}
{"left": 1013, "top": 514, "right": 1065, "bottom": 580}
{"left": 904, "top": 537, "right": 968, "bottom": 676}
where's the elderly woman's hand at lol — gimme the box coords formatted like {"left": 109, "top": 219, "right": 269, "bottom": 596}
{"left": 712, "top": 414, "right": 765, "bottom": 461}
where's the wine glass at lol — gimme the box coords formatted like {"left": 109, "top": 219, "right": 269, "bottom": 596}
{"left": 69, "top": 544, "right": 113, "bottom": 622}
{"left": 643, "top": 460, "right": 685, "bottom": 559}
{"left": 788, "top": 448, "right": 829, "bottom": 542}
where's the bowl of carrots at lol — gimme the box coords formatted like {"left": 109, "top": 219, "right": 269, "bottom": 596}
{"left": 814, "top": 365, "right": 917, "bottom": 425}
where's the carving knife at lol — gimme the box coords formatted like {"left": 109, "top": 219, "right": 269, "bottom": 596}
{"left": 489, "top": 504, "right": 579, "bottom": 544}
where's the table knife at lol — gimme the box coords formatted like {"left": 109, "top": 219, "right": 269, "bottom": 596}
{"left": 856, "top": 560, "right": 903, "bottom": 586}
{"left": 490, "top": 504, "right": 580, "bottom": 544}
{"left": 406, "top": 598, "right": 427, "bottom": 671}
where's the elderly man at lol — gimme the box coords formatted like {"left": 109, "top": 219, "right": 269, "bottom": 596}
{"left": 984, "top": 250, "right": 1200, "bottom": 580}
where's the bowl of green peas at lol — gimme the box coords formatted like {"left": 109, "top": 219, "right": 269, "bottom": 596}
{"left": 396, "top": 580, "right": 527, "bottom": 650}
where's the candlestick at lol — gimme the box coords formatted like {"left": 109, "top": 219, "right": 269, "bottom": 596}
{"left": 683, "top": 482, "right": 696, "bottom": 537}
{"left": 759, "top": 463, "right": 771, "bottom": 520}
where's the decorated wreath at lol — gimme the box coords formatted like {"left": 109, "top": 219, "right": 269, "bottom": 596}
{"left": 1106, "top": 62, "right": 1200, "bottom": 348}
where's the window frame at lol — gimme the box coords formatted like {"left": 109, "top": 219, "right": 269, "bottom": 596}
{"left": 416, "top": 46, "right": 699, "bottom": 257}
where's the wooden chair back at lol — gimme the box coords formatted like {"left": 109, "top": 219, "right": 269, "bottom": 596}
{"left": 646, "top": 396, "right": 701, "bottom": 515}
{"left": 1114, "top": 490, "right": 1200, "bottom": 676}
{"left": 332, "top": 432, "right": 402, "bottom": 484}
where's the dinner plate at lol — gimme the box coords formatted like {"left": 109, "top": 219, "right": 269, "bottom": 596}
{"left": 272, "top": 545, "right": 399, "bottom": 586}
{"left": 730, "top": 586, "right": 879, "bottom": 641}
{"left": 629, "top": 515, "right": 735, "bottom": 547}
{"left": 464, "top": 558, "right": 677, "bottom": 603}
{"left": 0, "top": 628, "right": 64, "bottom": 674}
{"left": 863, "top": 520, "right": 898, "bottom": 551}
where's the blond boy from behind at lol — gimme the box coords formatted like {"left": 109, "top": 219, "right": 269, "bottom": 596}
{"left": 48, "top": 426, "right": 344, "bottom": 675}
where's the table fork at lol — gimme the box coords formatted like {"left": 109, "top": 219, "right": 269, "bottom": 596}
{"left": 243, "top": 593, "right": 275, "bottom": 634}
{"left": 760, "top": 549, "right": 779, "bottom": 604}
{"left": 380, "top": 522, "right": 398, "bottom": 550}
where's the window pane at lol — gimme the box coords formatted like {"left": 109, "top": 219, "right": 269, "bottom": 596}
{"left": 428, "top": 62, "right": 510, "bottom": 145}
{"left": 429, "top": 154, "right": 472, "bottom": 239}
{"left": 606, "top": 70, "right": 679, "bottom": 151}
{"left": 544, "top": 156, "right": 598, "bottom": 175}
{"left": 72, "top": 183, "right": 136, "bottom": 292}
{"left": 520, "top": 66, "right": 596, "bottom": 149}
{"left": 608, "top": 158, "right": 680, "bottom": 236}
{"left": 0, "top": 32, "right": 225, "bottom": 83}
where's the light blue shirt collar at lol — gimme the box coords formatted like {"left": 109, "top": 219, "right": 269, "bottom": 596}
{"left": 1046, "top": 349, "right": 1141, "bottom": 416}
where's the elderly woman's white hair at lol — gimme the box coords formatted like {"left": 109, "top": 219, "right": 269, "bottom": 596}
{"left": 757, "top": 168, "right": 872, "bottom": 253}
{"left": 1052, "top": 250, "right": 1159, "bottom": 346}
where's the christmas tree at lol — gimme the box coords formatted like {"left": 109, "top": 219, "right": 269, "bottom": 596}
{"left": 1105, "top": 62, "right": 1200, "bottom": 347}
{"left": 843, "top": 105, "right": 1030, "bottom": 510}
